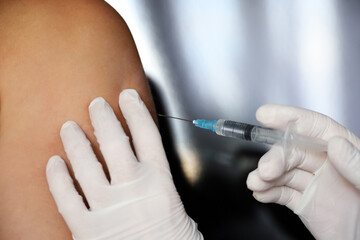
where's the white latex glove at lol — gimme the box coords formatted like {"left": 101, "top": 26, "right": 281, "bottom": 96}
{"left": 46, "top": 89, "right": 203, "bottom": 240}
{"left": 246, "top": 104, "right": 360, "bottom": 240}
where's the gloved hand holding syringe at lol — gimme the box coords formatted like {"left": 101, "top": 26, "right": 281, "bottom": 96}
{"left": 158, "top": 114, "right": 328, "bottom": 152}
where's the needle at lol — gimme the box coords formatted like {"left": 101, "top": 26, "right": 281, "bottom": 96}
{"left": 157, "top": 114, "right": 193, "bottom": 123}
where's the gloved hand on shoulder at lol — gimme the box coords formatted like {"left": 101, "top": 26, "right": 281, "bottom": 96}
{"left": 46, "top": 89, "right": 203, "bottom": 240}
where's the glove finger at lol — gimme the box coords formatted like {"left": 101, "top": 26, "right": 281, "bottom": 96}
{"left": 46, "top": 155, "right": 88, "bottom": 220}
{"left": 258, "top": 145, "right": 326, "bottom": 181}
{"left": 285, "top": 147, "right": 326, "bottom": 174}
{"left": 257, "top": 145, "right": 285, "bottom": 181}
{"left": 328, "top": 137, "right": 360, "bottom": 190}
{"left": 256, "top": 104, "right": 348, "bottom": 141}
{"left": 60, "top": 121, "right": 109, "bottom": 209}
{"left": 252, "top": 186, "right": 301, "bottom": 211}
{"left": 119, "top": 89, "right": 169, "bottom": 169}
{"left": 89, "top": 97, "right": 139, "bottom": 185}
{"left": 247, "top": 168, "right": 313, "bottom": 193}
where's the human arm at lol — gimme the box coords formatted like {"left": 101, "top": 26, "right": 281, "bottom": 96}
{"left": 0, "top": 0, "right": 155, "bottom": 238}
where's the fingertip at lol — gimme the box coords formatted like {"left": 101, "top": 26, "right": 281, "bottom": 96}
{"left": 256, "top": 104, "right": 278, "bottom": 125}
{"left": 252, "top": 191, "right": 267, "bottom": 203}
{"left": 252, "top": 187, "right": 300, "bottom": 211}
{"left": 46, "top": 155, "right": 65, "bottom": 174}
{"left": 60, "top": 120, "right": 78, "bottom": 134}
{"left": 46, "top": 155, "right": 70, "bottom": 195}
{"left": 60, "top": 121, "right": 85, "bottom": 145}
{"left": 88, "top": 97, "right": 106, "bottom": 110}
{"left": 119, "top": 89, "right": 145, "bottom": 119}
{"left": 246, "top": 170, "right": 270, "bottom": 191}
{"left": 256, "top": 104, "right": 304, "bottom": 131}
{"left": 88, "top": 96, "right": 118, "bottom": 130}
{"left": 246, "top": 170, "right": 257, "bottom": 190}
{"left": 258, "top": 149, "right": 284, "bottom": 181}
{"left": 256, "top": 104, "right": 271, "bottom": 119}
{"left": 119, "top": 89, "right": 141, "bottom": 105}
{"left": 252, "top": 192, "right": 260, "bottom": 201}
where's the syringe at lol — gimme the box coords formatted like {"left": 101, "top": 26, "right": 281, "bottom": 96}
{"left": 158, "top": 115, "right": 328, "bottom": 152}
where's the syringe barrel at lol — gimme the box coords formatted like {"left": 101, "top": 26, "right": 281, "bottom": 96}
{"left": 214, "top": 119, "right": 283, "bottom": 144}
{"left": 213, "top": 119, "right": 327, "bottom": 151}
{"left": 214, "top": 119, "right": 255, "bottom": 140}
{"left": 250, "top": 126, "right": 284, "bottom": 145}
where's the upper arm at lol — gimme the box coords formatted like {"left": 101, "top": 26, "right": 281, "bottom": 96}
{"left": 0, "top": 1, "right": 155, "bottom": 239}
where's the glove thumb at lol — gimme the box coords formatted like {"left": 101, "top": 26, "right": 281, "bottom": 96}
{"left": 328, "top": 137, "right": 360, "bottom": 191}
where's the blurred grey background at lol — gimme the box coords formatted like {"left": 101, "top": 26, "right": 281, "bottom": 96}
{"left": 106, "top": 1, "right": 360, "bottom": 239}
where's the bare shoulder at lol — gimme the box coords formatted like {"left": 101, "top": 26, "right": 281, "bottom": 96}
{"left": 0, "top": 0, "right": 154, "bottom": 239}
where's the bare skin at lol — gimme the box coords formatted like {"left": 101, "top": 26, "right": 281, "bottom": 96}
{"left": 0, "top": 0, "right": 155, "bottom": 238}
